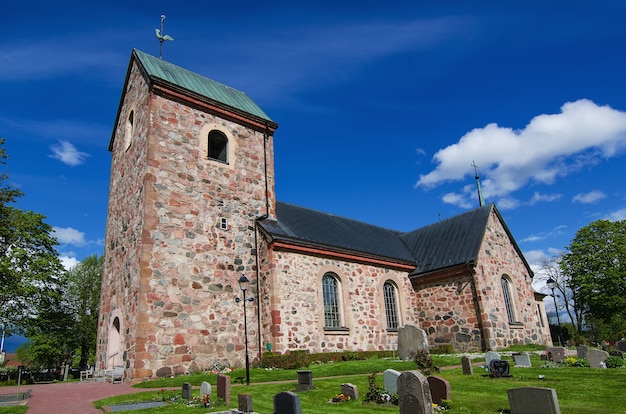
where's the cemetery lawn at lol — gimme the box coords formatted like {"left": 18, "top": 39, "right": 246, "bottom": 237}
{"left": 93, "top": 357, "right": 626, "bottom": 413}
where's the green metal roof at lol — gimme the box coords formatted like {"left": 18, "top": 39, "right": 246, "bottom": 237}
{"left": 133, "top": 49, "right": 273, "bottom": 122}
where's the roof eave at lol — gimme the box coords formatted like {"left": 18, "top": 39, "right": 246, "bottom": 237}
{"left": 268, "top": 235, "right": 417, "bottom": 271}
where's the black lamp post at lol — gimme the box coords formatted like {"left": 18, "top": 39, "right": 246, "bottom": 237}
{"left": 235, "top": 275, "right": 254, "bottom": 385}
{"left": 546, "top": 277, "right": 563, "bottom": 346}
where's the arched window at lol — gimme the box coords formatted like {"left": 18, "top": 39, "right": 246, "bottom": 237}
{"left": 124, "top": 110, "right": 134, "bottom": 152}
{"left": 208, "top": 130, "right": 228, "bottom": 163}
{"left": 383, "top": 280, "right": 400, "bottom": 331}
{"left": 501, "top": 276, "right": 517, "bottom": 323}
{"left": 322, "top": 273, "right": 341, "bottom": 328}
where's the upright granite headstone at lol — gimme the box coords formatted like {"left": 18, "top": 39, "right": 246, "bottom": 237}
{"left": 273, "top": 391, "right": 302, "bottom": 414}
{"left": 513, "top": 354, "right": 532, "bottom": 367}
{"left": 546, "top": 347, "right": 567, "bottom": 363}
{"left": 383, "top": 369, "right": 401, "bottom": 394}
{"left": 398, "top": 370, "right": 434, "bottom": 414}
{"left": 489, "top": 360, "right": 510, "bottom": 377}
{"left": 238, "top": 393, "right": 253, "bottom": 413}
{"left": 461, "top": 356, "right": 473, "bottom": 375}
{"left": 217, "top": 373, "right": 231, "bottom": 405}
{"left": 426, "top": 375, "right": 450, "bottom": 405}
{"left": 586, "top": 348, "right": 610, "bottom": 368}
{"left": 296, "top": 370, "right": 314, "bottom": 391}
{"left": 199, "top": 381, "right": 211, "bottom": 400}
{"left": 507, "top": 387, "right": 561, "bottom": 414}
{"left": 485, "top": 351, "right": 501, "bottom": 367}
{"left": 181, "top": 382, "right": 192, "bottom": 400}
{"left": 340, "top": 383, "right": 358, "bottom": 400}
{"left": 398, "top": 324, "right": 429, "bottom": 360}
{"left": 576, "top": 345, "right": 588, "bottom": 360}
{"left": 617, "top": 340, "right": 626, "bottom": 352}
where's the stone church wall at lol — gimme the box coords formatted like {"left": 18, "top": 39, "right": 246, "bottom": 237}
{"left": 474, "top": 210, "right": 550, "bottom": 349}
{"left": 99, "top": 59, "right": 275, "bottom": 378}
{"left": 97, "top": 61, "right": 152, "bottom": 375}
{"left": 259, "top": 247, "right": 420, "bottom": 355}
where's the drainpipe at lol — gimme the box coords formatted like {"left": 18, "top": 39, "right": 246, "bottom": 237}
{"left": 254, "top": 122, "right": 271, "bottom": 362}
{"left": 466, "top": 261, "right": 489, "bottom": 352}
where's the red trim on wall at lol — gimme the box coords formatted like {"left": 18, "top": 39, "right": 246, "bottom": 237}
{"left": 270, "top": 241, "right": 416, "bottom": 271}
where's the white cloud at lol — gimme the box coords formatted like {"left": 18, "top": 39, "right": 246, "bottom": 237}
{"left": 572, "top": 190, "right": 606, "bottom": 204}
{"left": 520, "top": 225, "right": 567, "bottom": 243}
{"left": 608, "top": 208, "right": 626, "bottom": 221}
{"left": 529, "top": 192, "right": 562, "bottom": 205}
{"left": 49, "top": 141, "right": 90, "bottom": 166}
{"left": 442, "top": 191, "right": 474, "bottom": 209}
{"left": 60, "top": 255, "right": 79, "bottom": 270}
{"left": 416, "top": 100, "right": 626, "bottom": 208}
{"left": 52, "top": 226, "right": 86, "bottom": 246}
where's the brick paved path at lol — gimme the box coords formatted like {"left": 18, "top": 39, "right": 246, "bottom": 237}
{"left": 1, "top": 381, "right": 137, "bottom": 413}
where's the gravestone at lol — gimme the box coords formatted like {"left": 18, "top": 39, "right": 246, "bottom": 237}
{"left": 507, "top": 387, "right": 561, "bottom": 414}
{"left": 273, "top": 391, "right": 301, "bottom": 414}
{"left": 340, "top": 383, "right": 358, "bottom": 400}
{"left": 489, "top": 359, "right": 510, "bottom": 377}
{"left": 398, "top": 324, "right": 429, "bottom": 360}
{"left": 609, "top": 350, "right": 624, "bottom": 359}
{"left": 199, "top": 381, "right": 211, "bottom": 400}
{"left": 217, "top": 373, "right": 231, "bottom": 405}
{"left": 546, "top": 347, "right": 567, "bottom": 363}
{"left": 617, "top": 341, "right": 626, "bottom": 352}
{"left": 513, "top": 354, "right": 532, "bottom": 367}
{"left": 383, "top": 369, "right": 401, "bottom": 394}
{"left": 586, "top": 348, "right": 609, "bottom": 368}
{"left": 461, "top": 356, "right": 473, "bottom": 375}
{"left": 485, "top": 351, "right": 501, "bottom": 367}
{"left": 296, "top": 370, "right": 314, "bottom": 391}
{"left": 238, "top": 393, "right": 253, "bottom": 413}
{"left": 576, "top": 345, "right": 588, "bottom": 360}
{"left": 427, "top": 375, "right": 450, "bottom": 404}
{"left": 398, "top": 370, "right": 434, "bottom": 414}
{"left": 181, "top": 382, "right": 192, "bottom": 400}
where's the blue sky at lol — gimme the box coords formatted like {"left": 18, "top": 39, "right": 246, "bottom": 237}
{"left": 2, "top": 2, "right": 626, "bottom": 350}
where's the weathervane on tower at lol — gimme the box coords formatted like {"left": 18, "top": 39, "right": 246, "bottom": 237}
{"left": 155, "top": 14, "right": 174, "bottom": 59}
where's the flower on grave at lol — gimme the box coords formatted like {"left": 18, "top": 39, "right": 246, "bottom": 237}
{"left": 331, "top": 393, "right": 351, "bottom": 403}
{"left": 202, "top": 393, "right": 211, "bottom": 407}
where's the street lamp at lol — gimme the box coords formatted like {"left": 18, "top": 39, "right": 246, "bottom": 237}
{"left": 546, "top": 277, "right": 563, "bottom": 346}
{"left": 0, "top": 319, "right": 6, "bottom": 354}
{"left": 235, "top": 275, "right": 254, "bottom": 385}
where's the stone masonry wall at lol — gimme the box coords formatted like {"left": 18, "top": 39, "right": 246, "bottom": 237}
{"left": 473, "top": 210, "right": 551, "bottom": 349}
{"left": 259, "top": 248, "right": 420, "bottom": 354}
{"left": 99, "top": 58, "right": 275, "bottom": 379}
{"left": 97, "top": 60, "right": 151, "bottom": 375}
{"left": 414, "top": 273, "right": 484, "bottom": 352}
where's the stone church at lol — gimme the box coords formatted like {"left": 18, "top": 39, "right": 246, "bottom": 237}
{"left": 96, "top": 49, "right": 552, "bottom": 379}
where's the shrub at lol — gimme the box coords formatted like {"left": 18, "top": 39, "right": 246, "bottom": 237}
{"left": 605, "top": 356, "right": 624, "bottom": 369}
{"left": 430, "top": 344, "right": 455, "bottom": 354}
{"left": 260, "top": 350, "right": 394, "bottom": 369}
{"left": 364, "top": 373, "right": 398, "bottom": 405}
{"left": 412, "top": 350, "right": 439, "bottom": 375}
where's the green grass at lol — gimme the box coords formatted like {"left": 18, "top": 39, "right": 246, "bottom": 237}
{"left": 0, "top": 405, "right": 28, "bottom": 414}
{"left": 93, "top": 355, "right": 626, "bottom": 413}
{"left": 135, "top": 356, "right": 465, "bottom": 388}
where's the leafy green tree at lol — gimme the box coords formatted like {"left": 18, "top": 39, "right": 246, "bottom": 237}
{"left": 561, "top": 219, "right": 626, "bottom": 340}
{"left": 63, "top": 254, "right": 103, "bottom": 369}
{"left": 0, "top": 138, "right": 64, "bottom": 335}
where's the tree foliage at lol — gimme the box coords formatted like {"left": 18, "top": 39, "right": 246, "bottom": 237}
{"left": 62, "top": 254, "right": 103, "bottom": 369}
{"left": 561, "top": 219, "right": 626, "bottom": 340}
{"left": 0, "top": 138, "right": 64, "bottom": 335}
